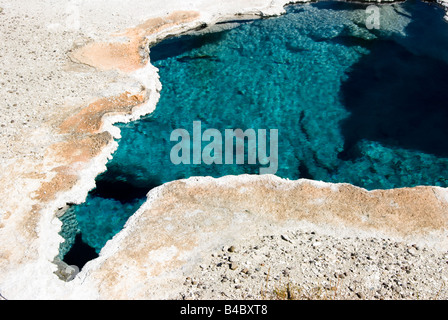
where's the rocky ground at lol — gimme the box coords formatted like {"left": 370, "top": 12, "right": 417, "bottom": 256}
{"left": 179, "top": 228, "right": 448, "bottom": 300}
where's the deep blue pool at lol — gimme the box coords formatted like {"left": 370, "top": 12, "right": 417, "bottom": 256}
{"left": 59, "top": 0, "right": 448, "bottom": 266}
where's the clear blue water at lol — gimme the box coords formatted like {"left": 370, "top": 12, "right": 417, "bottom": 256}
{"left": 59, "top": 0, "right": 448, "bottom": 264}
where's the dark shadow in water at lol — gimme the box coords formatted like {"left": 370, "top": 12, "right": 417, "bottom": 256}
{"left": 298, "top": 161, "right": 314, "bottom": 180}
{"left": 310, "top": 0, "right": 373, "bottom": 11}
{"left": 63, "top": 233, "right": 99, "bottom": 269}
{"left": 338, "top": 3, "right": 448, "bottom": 160}
{"left": 91, "top": 166, "right": 161, "bottom": 203}
{"left": 150, "top": 31, "right": 228, "bottom": 62}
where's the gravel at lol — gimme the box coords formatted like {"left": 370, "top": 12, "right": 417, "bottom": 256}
{"left": 179, "top": 229, "right": 448, "bottom": 300}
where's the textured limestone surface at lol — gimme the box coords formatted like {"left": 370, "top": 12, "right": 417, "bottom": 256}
{"left": 0, "top": 0, "right": 447, "bottom": 300}
{"left": 79, "top": 175, "right": 448, "bottom": 299}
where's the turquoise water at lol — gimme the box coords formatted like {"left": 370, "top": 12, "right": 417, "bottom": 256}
{"left": 60, "top": 0, "right": 448, "bottom": 265}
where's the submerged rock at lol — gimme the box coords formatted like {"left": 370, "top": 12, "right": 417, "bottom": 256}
{"left": 53, "top": 258, "right": 79, "bottom": 282}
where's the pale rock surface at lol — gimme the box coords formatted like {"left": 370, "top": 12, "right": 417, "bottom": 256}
{"left": 75, "top": 175, "right": 448, "bottom": 299}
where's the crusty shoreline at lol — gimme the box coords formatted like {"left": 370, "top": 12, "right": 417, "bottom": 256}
{"left": 0, "top": 0, "right": 447, "bottom": 300}
{"left": 77, "top": 175, "right": 448, "bottom": 299}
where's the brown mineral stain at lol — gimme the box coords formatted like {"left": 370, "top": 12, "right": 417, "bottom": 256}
{"left": 33, "top": 167, "right": 79, "bottom": 203}
{"left": 70, "top": 11, "right": 200, "bottom": 72}
{"left": 51, "top": 132, "right": 113, "bottom": 163}
{"left": 59, "top": 91, "right": 147, "bottom": 134}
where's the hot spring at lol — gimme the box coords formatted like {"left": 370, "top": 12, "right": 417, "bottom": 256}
{"left": 58, "top": 0, "right": 448, "bottom": 269}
